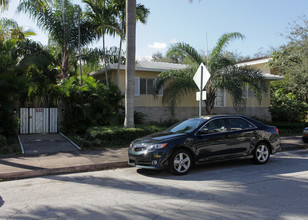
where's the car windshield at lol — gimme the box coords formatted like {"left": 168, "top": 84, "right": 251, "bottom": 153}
{"left": 165, "top": 118, "right": 206, "bottom": 134}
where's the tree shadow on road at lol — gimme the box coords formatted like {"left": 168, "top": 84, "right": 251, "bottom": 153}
{"left": 0, "top": 195, "right": 4, "bottom": 208}
{"left": 1, "top": 150, "right": 308, "bottom": 219}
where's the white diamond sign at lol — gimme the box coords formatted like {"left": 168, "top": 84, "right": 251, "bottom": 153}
{"left": 193, "top": 63, "right": 210, "bottom": 90}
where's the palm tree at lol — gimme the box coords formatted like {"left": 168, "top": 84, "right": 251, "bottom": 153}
{"left": 17, "top": 0, "right": 96, "bottom": 79}
{"left": 111, "top": 0, "right": 149, "bottom": 87}
{"left": 154, "top": 32, "right": 267, "bottom": 116}
{"left": 124, "top": 0, "right": 135, "bottom": 128}
{"left": 83, "top": 0, "right": 119, "bottom": 86}
{"left": 83, "top": 0, "right": 149, "bottom": 87}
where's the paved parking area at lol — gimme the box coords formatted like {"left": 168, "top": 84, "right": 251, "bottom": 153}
{"left": 18, "top": 133, "right": 79, "bottom": 155}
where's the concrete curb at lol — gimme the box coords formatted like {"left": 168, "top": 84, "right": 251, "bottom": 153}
{"left": 0, "top": 161, "right": 129, "bottom": 181}
{"left": 281, "top": 146, "right": 308, "bottom": 151}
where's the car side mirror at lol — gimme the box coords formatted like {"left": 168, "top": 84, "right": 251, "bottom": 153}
{"left": 196, "top": 129, "right": 208, "bottom": 136}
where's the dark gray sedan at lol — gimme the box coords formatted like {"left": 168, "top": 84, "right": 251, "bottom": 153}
{"left": 303, "top": 127, "right": 308, "bottom": 143}
{"left": 128, "top": 115, "right": 281, "bottom": 175}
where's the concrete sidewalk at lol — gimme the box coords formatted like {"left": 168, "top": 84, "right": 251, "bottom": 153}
{"left": 0, "top": 136, "right": 307, "bottom": 181}
{"left": 0, "top": 148, "right": 129, "bottom": 180}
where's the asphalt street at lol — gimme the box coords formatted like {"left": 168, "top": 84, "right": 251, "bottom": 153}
{"left": 0, "top": 149, "right": 308, "bottom": 220}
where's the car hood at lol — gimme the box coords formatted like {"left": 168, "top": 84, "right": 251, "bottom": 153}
{"left": 134, "top": 132, "right": 187, "bottom": 144}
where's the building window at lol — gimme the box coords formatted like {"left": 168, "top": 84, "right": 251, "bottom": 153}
{"left": 242, "top": 84, "right": 255, "bottom": 98}
{"left": 135, "top": 77, "right": 163, "bottom": 96}
{"left": 140, "top": 78, "right": 147, "bottom": 94}
{"left": 215, "top": 88, "right": 225, "bottom": 107}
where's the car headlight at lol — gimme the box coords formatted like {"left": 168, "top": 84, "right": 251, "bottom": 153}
{"left": 146, "top": 143, "right": 167, "bottom": 152}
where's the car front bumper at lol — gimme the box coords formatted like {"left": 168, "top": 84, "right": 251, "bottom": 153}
{"left": 128, "top": 148, "right": 168, "bottom": 170}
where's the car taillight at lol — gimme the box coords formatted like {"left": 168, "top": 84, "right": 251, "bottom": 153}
{"left": 275, "top": 128, "right": 279, "bottom": 135}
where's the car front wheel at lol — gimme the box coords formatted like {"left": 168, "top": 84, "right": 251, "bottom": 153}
{"left": 169, "top": 149, "right": 192, "bottom": 175}
{"left": 253, "top": 142, "right": 270, "bottom": 164}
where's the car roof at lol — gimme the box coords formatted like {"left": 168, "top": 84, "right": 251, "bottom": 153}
{"left": 191, "top": 115, "right": 246, "bottom": 120}
{"left": 189, "top": 115, "right": 265, "bottom": 126}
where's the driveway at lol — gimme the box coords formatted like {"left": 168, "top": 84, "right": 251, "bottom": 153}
{"left": 18, "top": 133, "right": 79, "bottom": 155}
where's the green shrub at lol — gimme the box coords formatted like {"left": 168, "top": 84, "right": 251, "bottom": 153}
{"left": 58, "top": 76, "right": 123, "bottom": 133}
{"left": 266, "top": 121, "right": 308, "bottom": 136}
{"left": 269, "top": 88, "right": 308, "bottom": 122}
{"left": 69, "top": 125, "right": 166, "bottom": 149}
{"left": 0, "top": 135, "right": 6, "bottom": 147}
{"left": 86, "top": 125, "right": 163, "bottom": 142}
{"left": 269, "top": 121, "right": 308, "bottom": 129}
{"left": 0, "top": 136, "right": 20, "bottom": 155}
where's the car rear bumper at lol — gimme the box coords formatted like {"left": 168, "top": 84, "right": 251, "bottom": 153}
{"left": 271, "top": 137, "right": 281, "bottom": 154}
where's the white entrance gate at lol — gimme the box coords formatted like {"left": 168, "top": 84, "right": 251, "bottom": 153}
{"left": 20, "top": 108, "right": 58, "bottom": 134}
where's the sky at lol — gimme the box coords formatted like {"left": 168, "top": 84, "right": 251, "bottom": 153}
{"left": 1, "top": 0, "right": 307, "bottom": 61}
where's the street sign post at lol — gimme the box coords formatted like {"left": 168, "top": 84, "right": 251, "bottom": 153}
{"left": 193, "top": 63, "right": 210, "bottom": 116}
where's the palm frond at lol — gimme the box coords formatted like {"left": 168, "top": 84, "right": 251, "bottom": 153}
{"left": 153, "top": 67, "right": 198, "bottom": 116}
{"left": 136, "top": 4, "right": 150, "bottom": 24}
{"left": 162, "top": 78, "right": 197, "bottom": 116}
{"left": 209, "top": 32, "right": 244, "bottom": 67}
{"left": 0, "top": 0, "right": 9, "bottom": 12}
{"left": 167, "top": 42, "right": 203, "bottom": 65}
{"left": 217, "top": 66, "right": 267, "bottom": 108}
{"left": 0, "top": 18, "right": 18, "bottom": 31}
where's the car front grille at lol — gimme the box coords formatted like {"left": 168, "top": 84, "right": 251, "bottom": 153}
{"left": 131, "top": 143, "right": 147, "bottom": 152}
{"left": 133, "top": 147, "right": 146, "bottom": 152}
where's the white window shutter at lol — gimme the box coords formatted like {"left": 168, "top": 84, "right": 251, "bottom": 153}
{"left": 222, "top": 88, "right": 226, "bottom": 106}
{"left": 135, "top": 77, "right": 140, "bottom": 96}
{"left": 158, "top": 86, "right": 163, "bottom": 96}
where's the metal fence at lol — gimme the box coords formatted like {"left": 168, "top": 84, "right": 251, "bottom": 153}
{"left": 20, "top": 108, "right": 58, "bottom": 134}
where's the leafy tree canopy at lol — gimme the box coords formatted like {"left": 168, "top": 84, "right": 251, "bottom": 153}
{"left": 269, "top": 17, "right": 308, "bottom": 102}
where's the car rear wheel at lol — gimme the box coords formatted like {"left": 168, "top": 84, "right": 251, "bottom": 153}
{"left": 169, "top": 149, "right": 192, "bottom": 175}
{"left": 253, "top": 142, "right": 270, "bottom": 164}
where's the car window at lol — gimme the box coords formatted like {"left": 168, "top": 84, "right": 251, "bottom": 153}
{"left": 201, "top": 119, "right": 227, "bottom": 134}
{"left": 228, "top": 118, "right": 255, "bottom": 131}
{"left": 166, "top": 118, "right": 205, "bottom": 134}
